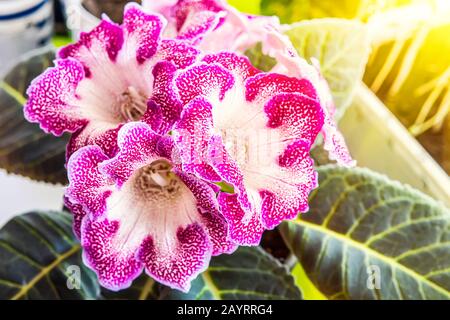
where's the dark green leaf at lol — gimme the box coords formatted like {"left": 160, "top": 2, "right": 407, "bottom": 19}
{"left": 103, "top": 247, "right": 302, "bottom": 300}
{"left": 101, "top": 275, "right": 160, "bottom": 300}
{"left": 0, "top": 48, "right": 68, "bottom": 184}
{"left": 0, "top": 211, "right": 100, "bottom": 299}
{"left": 281, "top": 165, "right": 450, "bottom": 300}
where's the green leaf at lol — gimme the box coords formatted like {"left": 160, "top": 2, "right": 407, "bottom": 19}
{"left": 103, "top": 247, "right": 302, "bottom": 300}
{"left": 281, "top": 165, "right": 450, "bottom": 300}
{"left": 229, "top": 0, "right": 261, "bottom": 14}
{"left": 101, "top": 275, "right": 160, "bottom": 300}
{"left": 285, "top": 19, "right": 371, "bottom": 114}
{"left": 0, "top": 48, "right": 68, "bottom": 184}
{"left": 244, "top": 42, "right": 277, "bottom": 72}
{"left": 260, "top": 0, "right": 408, "bottom": 24}
{"left": 0, "top": 211, "right": 100, "bottom": 300}
{"left": 291, "top": 263, "right": 326, "bottom": 300}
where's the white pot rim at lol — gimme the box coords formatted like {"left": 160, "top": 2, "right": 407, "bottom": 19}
{"left": 0, "top": 0, "right": 50, "bottom": 18}
{"left": 64, "top": 0, "right": 100, "bottom": 25}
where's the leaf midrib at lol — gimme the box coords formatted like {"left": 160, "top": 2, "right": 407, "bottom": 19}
{"left": 0, "top": 81, "right": 27, "bottom": 106}
{"left": 290, "top": 219, "right": 450, "bottom": 298}
{"left": 11, "top": 245, "right": 81, "bottom": 300}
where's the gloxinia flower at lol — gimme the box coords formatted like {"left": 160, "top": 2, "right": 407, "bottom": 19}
{"left": 143, "top": 0, "right": 279, "bottom": 53}
{"left": 24, "top": 3, "right": 199, "bottom": 158}
{"left": 143, "top": 0, "right": 354, "bottom": 166}
{"left": 262, "top": 30, "right": 356, "bottom": 166}
{"left": 172, "top": 52, "right": 332, "bottom": 245}
{"left": 65, "top": 121, "right": 236, "bottom": 291}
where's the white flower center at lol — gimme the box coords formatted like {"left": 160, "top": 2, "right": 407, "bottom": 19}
{"left": 134, "top": 160, "right": 181, "bottom": 201}
{"left": 118, "top": 86, "right": 148, "bottom": 122}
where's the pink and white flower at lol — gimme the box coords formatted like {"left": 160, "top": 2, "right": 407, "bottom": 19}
{"left": 24, "top": 3, "right": 199, "bottom": 158}
{"left": 172, "top": 52, "right": 327, "bottom": 245}
{"left": 65, "top": 122, "right": 236, "bottom": 291}
{"left": 144, "top": 0, "right": 354, "bottom": 167}
{"left": 143, "top": 0, "right": 279, "bottom": 53}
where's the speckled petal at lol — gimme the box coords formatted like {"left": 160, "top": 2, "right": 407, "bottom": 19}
{"left": 99, "top": 122, "right": 162, "bottom": 186}
{"left": 173, "top": 97, "right": 221, "bottom": 182}
{"left": 24, "top": 59, "right": 87, "bottom": 136}
{"left": 123, "top": 2, "right": 166, "bottom": 64}
{"left": 65, "top": 145, "right": 112, "bottom": 217}
{"left": 66, "top": 121, "right": 234, "bottom": 292}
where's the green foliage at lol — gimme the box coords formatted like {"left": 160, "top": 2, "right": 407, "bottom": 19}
{"left": 0, "top": 211, "right": 99, "bottom": 300}
{"left": 260, "top": 0, "right": 409, "bottom": 23}
{"left": 281, "top": 165, "right": 450, "bottom": 299}
{"left": 0, "top": 49, "right": 68, "bottom": 184}
{"left": 103, "top": 247, "right": 302, "bottom": 300}
{"left": 286, "top": 19, "right": 371, "bottom": 114}
{"left": 228, "top": 0, "right": 261, "bottom": 14}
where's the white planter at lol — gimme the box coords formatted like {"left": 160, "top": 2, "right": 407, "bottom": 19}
{"left": 340, "top": 83, "right": 450, "bottom": 206}
{"left": 0, "top": 0, "right": 54, "bottom": 76}
{"left": 0, "top": 170, "right": 64, "bottom": 228}
{"left": 61, "top": 0, "right": 98, "bottom": 40}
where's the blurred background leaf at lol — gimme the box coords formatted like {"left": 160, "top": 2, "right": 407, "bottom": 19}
{"left": 281, "top": 165, "right": 450, "bottom": 299}
{"left": 260, "top": 0, "right": 450, "bottom": 174}
{"left": 0, "top": 210, "right": 99, "bottom": 300}
{"left": 228, "top": 0, "right": 261, "bottom": 14}
{"left": 0, "top": 48, "right": 68, "bottom": 184}
{"left": 260, "top": 0, "right": 410, "bottom": 23}
{"left": 286, "top": 19, "right": 371, "bottom": 115}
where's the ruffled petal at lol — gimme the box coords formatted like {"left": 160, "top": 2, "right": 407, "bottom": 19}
{"left": 258, "top": 140, "right": 318, "bottom": 229}
{"left": 30, "top": 4, "right": 201, "bottom": 158}
{"left": 202, "top": 52, "right": 260, "bottom": 81}
{"left": 171, "top": 0, "right": 225, "bottom": 43}
{"left": 178, "top": 171, "right": 237, "bottom": 255}
{"left": 175, "top": 62, "right": 235, "bottom": 104}
{"left": 122, "top": 2, "right": 166, "bottom": 64}
{"left": 58, "top": 19, "right": 124, "bottom": 75}
{"left": 145, "top": 61, "right": 183, "bottom": 134}
{"left": 173, "top": 97, "right": 221, "bottom": 182}
{"left": 158, "top": 39, "right": 200, "bottom": 68}
{"left": 24, "top": 59, "right": 87, "bottom": 136}
{"left": 66, "top": 145, "right": 112, "bottom": 217}
{"left": 66, "top": 124, "right": 122, "bottom": 160}
{"left": 99, "top": 122, "right": 162, "bottom": 186}
{"left": 217, "top": 193, "right": 264, "bottom": 246}
{"left": 81, "top": 217, "right": 143, "bottom": 291}
{"left": 66, "top": 121, "right": 233, "bottom": 291}
{"left": 63, "top": 196, "right": 87, "bottom": 240}
{"left": 245, "top": 73, "right": 317, "bottom": 104}
{"left": 138, "top": 223, "right": 210, "bottom": 292}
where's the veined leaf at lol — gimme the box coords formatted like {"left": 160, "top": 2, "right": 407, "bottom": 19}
{"left": 281, "top": 165, "right": 450, "bottom": 300}
{"left": 0, "top": 48, "right": 68, "bottom": 184}
{"left": 0, "top": 211, "right": 100, "bottom": 300}
{"left": 104, "top": 247, "right": 302, "bottom": 300}
{"left": 101, "top": 275, "right": 160, "bottom": 300}
{"left": 285, "top": 19, "right": 371, "bottom": 114}
{"left": 291, "top": 263, "right": 326, "bottom": 300}
{"left": 163, "top": 247, "right": 301, "bottom": 300}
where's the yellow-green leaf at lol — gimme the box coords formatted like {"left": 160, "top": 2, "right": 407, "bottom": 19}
{"left": 286, "top": 19, "right": 371, "bottom": 114}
